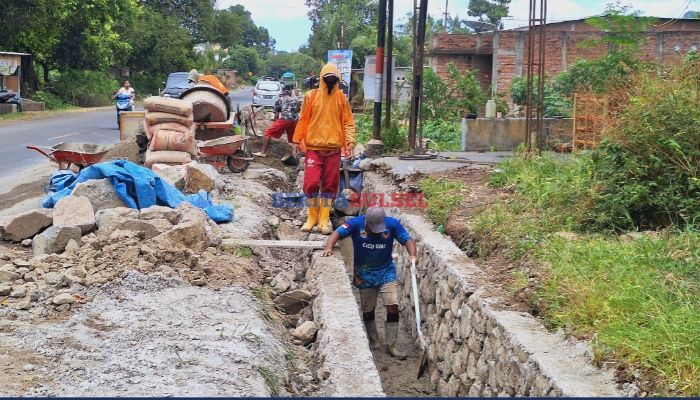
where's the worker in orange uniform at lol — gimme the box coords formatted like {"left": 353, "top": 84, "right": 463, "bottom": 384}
{"left": 187, "top": 69, "right": 229, "bottom": 97}
{"left": 292, "top": 63, "right": 355, "bottom": 235}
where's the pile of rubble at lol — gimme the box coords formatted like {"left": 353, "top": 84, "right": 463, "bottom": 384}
{"left": 0, "top": 158, "right": 263, "bottom": 318}
{"left": 0, "top": 199, "right": 263, "bottom": 317}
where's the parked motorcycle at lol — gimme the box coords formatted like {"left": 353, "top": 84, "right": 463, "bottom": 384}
{"left": 115, "top": 93, "right": 133, "bottom": 128}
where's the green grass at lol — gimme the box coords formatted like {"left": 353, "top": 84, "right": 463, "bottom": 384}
{"left": 474, "top": 152, "right": 700, "bottom": 395}
{"left": 221, "top": 245, "right": 254, "bottom": 258}
{"left": 537, "top": 233, "right": 700, "bottom": 395}
{"left": 251, "top": 287, "right": 273, "bottom": 322}
{"left": 284, "top": 350, "right": 299, "bottom": 369}
{"left": 256, "top": 365, "right": 280, "bottom": 396}
{"left": 418, "top": 177, "right": 465, "bottom": 228}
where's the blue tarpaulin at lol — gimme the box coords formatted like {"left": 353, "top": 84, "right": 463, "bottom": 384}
{"left": 41, "top": 160, "right": 234, "bottom": 223}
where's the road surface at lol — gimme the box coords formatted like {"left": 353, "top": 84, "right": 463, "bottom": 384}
{"left": 0, "top": 87, "right": 253, "bottom": 178}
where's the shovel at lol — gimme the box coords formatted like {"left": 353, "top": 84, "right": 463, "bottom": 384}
{"left": 410, "top": 259, "right": 429, "bottom": 378}
{"left": 342, "top": 158, "right": 360, "bottom": 195}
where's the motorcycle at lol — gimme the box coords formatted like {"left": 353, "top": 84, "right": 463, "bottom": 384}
{"left": 115, "top": 93, "right": 133, "bottom": 128}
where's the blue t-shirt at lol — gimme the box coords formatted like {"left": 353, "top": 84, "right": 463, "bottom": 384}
{"left": 336, "top": 215, "right": 412, "bottom": 288}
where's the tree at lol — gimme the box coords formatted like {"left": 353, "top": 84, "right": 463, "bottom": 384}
{"left": 265, "top": 52, "right": 323, "bottom": 79}
{"left": 211, "top": 8, "right": 245, "bottom": 49}
{"left": 582, "top": 2, "right": 657, "bottom": 54}
{"left": 141, "top": 0, "right": 216, "bottom": 43}
{"left": 0, "top": 0, "right": 140, "bottom": 83}
{"left": 467, "top": 0, "right": 511, "bottom": 26}
{"left": 119, "top": 8, "right": 195, "bottom": 76}
{"left": 223, "top": 46, "right": 265, "bottom": 77}
{"left": 218, "top": 5, "right": 275, "bottom": 55}
{"left": 0, "top": 0, "right": 64, "bottom": 85}
{"left": 305, "top": 0, "right": 377, "bottom": 68}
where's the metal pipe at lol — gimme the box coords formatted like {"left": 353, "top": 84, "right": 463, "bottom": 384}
{"left": 372, "top": 0, "right": 388, "bottom": 142}
{"left": 385, "top": 0, "right": 394, "bottom": 129}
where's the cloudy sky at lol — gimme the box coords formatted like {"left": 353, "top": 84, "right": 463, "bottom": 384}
{"left": 217, "top": 0, "right": 697, "bottom": 52}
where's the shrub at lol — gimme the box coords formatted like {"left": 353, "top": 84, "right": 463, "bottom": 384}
{"left": 510, "top": 75, "right": 571, "bottom": 117}
{"left": 51, "top": 69, "right": 119, "bottom": 107}
{"left": 587, "top": 64, "right": 700, "bottom": 231}
{"left": 421, "top": 120, "right": 461, "bottom": 151}
{"left": 30, "top": 90, "right": 69, "bottom": 110}
{"left": 129, "top": 73, "right": 163, "bottom": 97}
{"left": 422, "top": 63, "right": 486, "bottom": 119}
{"left": 554, "top": 53, "right": 642, "bottom": 97}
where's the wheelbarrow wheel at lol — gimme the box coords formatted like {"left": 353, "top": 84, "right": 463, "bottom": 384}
{"left": 227, "top": 150, "right": 250, "bottom": 173}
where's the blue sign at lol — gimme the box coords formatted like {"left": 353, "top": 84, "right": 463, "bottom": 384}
{"left": 327, "top": 49, "right": 353, "bottom": 97}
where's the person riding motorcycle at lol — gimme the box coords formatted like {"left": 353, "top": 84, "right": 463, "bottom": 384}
{"left": 113, "top": 80, "right": 135, "bottom": 128}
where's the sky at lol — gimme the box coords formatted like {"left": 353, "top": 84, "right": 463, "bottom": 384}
{"left": 216, "top": 0, "right": 697, "bottom": 52}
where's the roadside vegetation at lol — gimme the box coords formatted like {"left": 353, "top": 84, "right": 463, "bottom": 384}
{"left": 1, "top": 1, "right": 278, "bottom": 108}
{"left": 418, "top": 56, "right": 700, "bottom": 395}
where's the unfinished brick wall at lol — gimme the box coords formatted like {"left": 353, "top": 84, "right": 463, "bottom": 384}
{"left": 431, "top": 19, "right": 700, "bottom": 97}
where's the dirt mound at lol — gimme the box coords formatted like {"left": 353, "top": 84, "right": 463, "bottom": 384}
{"left": 102, "top": 140, "right": 139, "bottom": 163}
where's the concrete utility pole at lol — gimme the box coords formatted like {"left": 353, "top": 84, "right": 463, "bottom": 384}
{"left": 339, "top": 21, "right": 345, "bottom": 49}
{"left": 384, "top": 0, "right": 394, "bottom": 129}
{"left": 368, "top": 0, "right": 387, "bottom": 154}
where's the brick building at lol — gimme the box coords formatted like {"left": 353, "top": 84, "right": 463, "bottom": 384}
{"left": 429, "top": 17, "right": 700, "bottom": 96}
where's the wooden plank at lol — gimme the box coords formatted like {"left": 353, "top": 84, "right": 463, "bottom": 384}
{"left": 221, "top": 239, "right": 329, "bottom": 249}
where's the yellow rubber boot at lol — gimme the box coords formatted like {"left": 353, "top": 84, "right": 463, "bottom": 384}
{"left": 301, "top": 198, "right": 319, "bottom": 232}
{"left": 318, "top": 198, "right": 334, "bottom": 235}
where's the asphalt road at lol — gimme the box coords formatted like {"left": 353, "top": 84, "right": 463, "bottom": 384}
{"left": 0, "top": 87, "right": 253, "bottom": 178}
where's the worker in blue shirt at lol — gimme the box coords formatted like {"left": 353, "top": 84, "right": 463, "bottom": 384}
{"left": 322, "top": 207, "right": 417, "bottom": 358}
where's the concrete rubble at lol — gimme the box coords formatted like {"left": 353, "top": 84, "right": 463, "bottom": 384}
{"left": 52, "top": 195, "right": 95, "bottom": 233}
{"left": 0, "top": 209, "right": 53, "bottom": 242}
{"left": 32, "top": 225, "right": 82, "bottom": 256}
{"left": 184, "top": 162, "right": 224, "bottom": 194}
{"left": 71, "top": 179, "right": 127, "bottom": 211}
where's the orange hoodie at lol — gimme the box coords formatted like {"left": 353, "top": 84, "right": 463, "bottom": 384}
{"left": 293, "top": 64, "right": 355, "bottom": 152}
{"left": 199, "top": 74, "right": 229, "bottom": 96}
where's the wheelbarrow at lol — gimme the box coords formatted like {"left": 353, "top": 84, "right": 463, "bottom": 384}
{"left": 197, "top": 135, "right": 253, "bottom": 173}
{"left": 26, "top": 142, "right": 113, "bottom": 170}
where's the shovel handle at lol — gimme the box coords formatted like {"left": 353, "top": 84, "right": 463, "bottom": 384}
{"left": 410, "top": 260, "right": 427, "bottom": 349}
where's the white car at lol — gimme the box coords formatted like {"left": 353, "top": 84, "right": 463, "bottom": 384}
{"left": 252, "top": 80, "right": 282, "bottom": 108}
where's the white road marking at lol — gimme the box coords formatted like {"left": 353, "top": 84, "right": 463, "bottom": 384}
{"left": 48, "top": 132, "right": 82, "bottom": 140}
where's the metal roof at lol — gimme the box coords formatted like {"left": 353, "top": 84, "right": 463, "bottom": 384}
{"left": 0, "top": 51, "right": 31, "bottom": 56}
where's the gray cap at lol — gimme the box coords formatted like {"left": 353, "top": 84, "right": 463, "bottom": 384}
{"left": 365, "top": 207, "right": 387, "bottom": 233}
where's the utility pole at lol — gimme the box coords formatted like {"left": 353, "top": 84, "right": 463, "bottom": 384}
{"left": 368, "top": 0, "right": 387, "bottom": 155}
{"left": 443, "top": 0, "right": 449, "bottom": 31}
{"left": 384, "top": 0, "right": 394, "bottom": 129}
{"left": 339, "top": 21, "right": 345, "bottom": 49}
{"left": 408, "top": 0, "right": 428, "bottom": 151}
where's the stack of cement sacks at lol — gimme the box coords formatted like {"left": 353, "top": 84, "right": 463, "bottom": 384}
{"left": 143, "top": 96, "right": 197, "bottom": 168}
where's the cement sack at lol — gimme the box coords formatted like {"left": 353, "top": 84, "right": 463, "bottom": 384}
{"left": 145, "top": 150, "right": 192, "bottom": 168}
{"left": 145, "top": 122, "right": 193, "bottom": 139}
{"left": 149, "top": 130, "right": 197, "bottom": 156}
{"left": 143, "top": 96, "right": 193, "bottom": 117}
{"left": 145, "top": 111, "right": 194, "bottom": 127}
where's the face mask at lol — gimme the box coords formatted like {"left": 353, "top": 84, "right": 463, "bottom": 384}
{"left": 323, "top": 75, "right": 338, "bottom": 94}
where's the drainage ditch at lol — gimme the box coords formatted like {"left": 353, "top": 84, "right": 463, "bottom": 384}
{"left": 362, "top": 171, "right": 624, "bottom": 397}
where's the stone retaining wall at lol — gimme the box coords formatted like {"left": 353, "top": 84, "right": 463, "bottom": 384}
{"left": 306, "top": 253, "right": 385, "bottom": 397}
{"left": 363, "top": 173, "right": 622, "bottom": 397}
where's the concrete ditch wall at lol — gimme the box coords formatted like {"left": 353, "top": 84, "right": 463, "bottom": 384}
{"left": 363, "top": 173, "right": 622, "bottom": 397}
{"left": 306, "top": 253, "right": 385, "bottom": 397}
